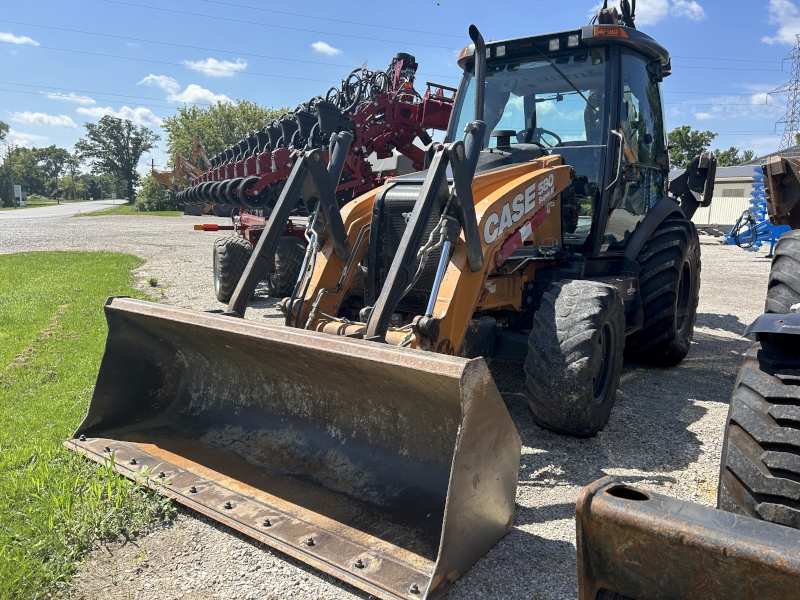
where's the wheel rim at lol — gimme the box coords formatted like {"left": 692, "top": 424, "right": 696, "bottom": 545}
{"left": 675, "top": 259, "right": 692, "bottom": 334}
{"left": 593, "top": 323, "right": 615, "bottom": 403}
{"left": 213, "top": 247, "right": 221, "bottom": 296}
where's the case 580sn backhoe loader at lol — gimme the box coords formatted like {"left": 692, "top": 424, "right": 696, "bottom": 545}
{"left": 67, "top": 14, "right": 715, "bottom": 600}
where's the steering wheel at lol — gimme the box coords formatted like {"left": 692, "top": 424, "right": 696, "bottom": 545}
{"left": 532, "top": 127, "right": 563, "bottom": 148}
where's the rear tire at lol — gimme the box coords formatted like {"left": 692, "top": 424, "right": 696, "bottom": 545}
{"left": 717, "top": 340, "right": 800, "bottom": 528}
{"left": 765, "top": 230, "right": 800, "bottom": 314}
{"left": 212, "top": 204, "right": 233, "bottom": 218}
{"left": 266, "top": 236, "right": 306, "bottom": 298}
{"left": 213, "top": 236, "right": 252, "bottom": 303}
{"left": 524, "top": 280, "right": 625, "bottom": 437}
{"left": 625, "top": 218, "right": 701, "bottom": 367}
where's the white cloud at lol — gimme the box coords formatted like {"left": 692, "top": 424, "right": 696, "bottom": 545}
{"left": 77, "top": 106, "right": 162, "bottom": 127}
{"left": 635, "top": 0, "right": 670, "bottom": 25}
{"left": 167, "top": 84, "right": 230, "bottom": 105}
{"left": 587, "top": 0, "right": 704, "bottom": 25}
{"left": 42, "top": 91, "right": 96, "bottom": 105}
{"left": 0, "top": 31, "right": 39, "bottom": 46}
{"left": 671, "top": 0, "right": 705, "bottom": 20}
{"left": 311, "top": 41, "right": 342, "bottom": 57}
{"left": 763, "top": 0, "right": 800, "bottom": 45}
{"left": 138, "top": 74, "right": 230, "bottom": 105}
{"left": 669, "top": 93, "right": 784, "bottom": 125}
{"left": 10, "top": 111, "right": 77, "bottom": 128}
{"left": 182, "top": 57, "right": 247, "bottom": 77}
{"left": 5, "top": 128, "right": 47, "bottom": 147}
{"left": 138, "top": 74, "right": 181, "bottom": 94}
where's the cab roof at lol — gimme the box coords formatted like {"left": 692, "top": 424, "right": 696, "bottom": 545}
{"left": 457, "top": 25, "right": 671, "bottom": 75}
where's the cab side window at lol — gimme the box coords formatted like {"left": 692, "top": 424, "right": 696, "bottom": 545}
{"left": 603, "top": 51, "right": 667, "bottom": 251}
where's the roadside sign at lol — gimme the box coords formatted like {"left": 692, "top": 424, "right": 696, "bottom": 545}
{"left": 111, "top": 192, "right": 117, "bottom": 199}
{"left": 13, "top": 185, "right": 21, "bottom": 198}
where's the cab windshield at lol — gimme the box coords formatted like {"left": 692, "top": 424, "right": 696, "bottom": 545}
{"left": 449, "top": 46, "right": 610, "bottom": 251}
{"left": 450, "top": 47, "right": 609, "bottom": 149}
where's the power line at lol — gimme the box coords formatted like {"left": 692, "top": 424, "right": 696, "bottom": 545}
{"left": 97, "top": 0, "right": 458, "bottom": 50}
{"left": 773, "top": 34, "right": 800, "bottom": 149}
{"left": 2, "top": 37, "right": 775, "bottom": 82}
{"left": 0, "top": 19, "right": 457, "bottom": 80}
{"left": 672, "top": 55, "right": 782, "bottom": 65}
{"left": 0, "top": 41, "right": 359, "bottom": 82}
{"left": 3, "top": 17, "right": 786, "bottom": 77}
{"left": 2, "top": 74, "right": 786, "bottom": 111}
{"left": 0, "top": 87, "right": 196, "bottom": 111}
{"left": 191, "top": 0, "right": 465, "bottom": 38}
{"left": 0, "top": 80, "right": 215, "bottom": 105}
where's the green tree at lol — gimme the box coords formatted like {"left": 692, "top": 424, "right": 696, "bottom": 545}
{"left": 36, "top": 145, "right": 72, "bottom": 200}
{"left": 714, "top": 146, "right": 756, "bottom": 167}
{"left": 161, "top": 100, "right": 285, "bottom": 164}
{"left": 75, "top": 116, "right": 159, "bottom": 200}
{"left": 668, "top": 125, "right": 717, "bottom": 169}
{"left": 0, "top": 119, "right": 8, "bottom": 145}
{"left": 134, "top": 173, "right": 176, "bottom": 212}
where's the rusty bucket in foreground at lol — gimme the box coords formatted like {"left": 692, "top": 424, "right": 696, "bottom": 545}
{"left": 66, "top": 297, "right": 521, "bottom": 600}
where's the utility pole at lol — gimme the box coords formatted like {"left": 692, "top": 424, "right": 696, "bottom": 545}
{"left": 773, "top": 33, "right": 800, "bottom": 150}
{"left": 6, "top": 144, "right": 16, "bottom": 209}
{"left": 70, "top": 159, "right": 78, "bottom": 202}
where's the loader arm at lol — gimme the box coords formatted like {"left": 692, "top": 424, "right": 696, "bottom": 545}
{"left": 294, "top": 155, "right": 573, "bottom": 354}
{"left": 151, "top": 168, "right": 177, "bottom": 191}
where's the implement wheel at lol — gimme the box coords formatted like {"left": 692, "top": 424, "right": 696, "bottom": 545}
{"left": 266, "top": 236, "right": 306, "bottom": 298}
{"left": 524, "top": 280, "right": 625, "bottom": 437}
{"left": 213, "top": 236, "right": 252, "bottom": 303}
{"left": 718, "top": 339, "right": 800, "bottom": 528}
{"left": 765, "top": 230, "right": 800, "bottom": 314}
{"left": 625, "top": 217, "right": 700, "bottom": 367}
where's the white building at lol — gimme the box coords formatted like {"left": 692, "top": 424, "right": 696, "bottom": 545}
{"left": 690, "top": 165, "right": 756, "bottom": 230}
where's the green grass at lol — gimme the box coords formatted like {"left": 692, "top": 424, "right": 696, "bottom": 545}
{"left": 0, "top": 252, "right": 175, "bottom": 598}
{"left": 74, "top": 204, "right": 181, "bottom": 217}
{"left": 0, "top": 203, "right": 58, "bottom": 211}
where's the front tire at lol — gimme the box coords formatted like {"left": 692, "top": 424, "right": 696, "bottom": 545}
{"left": 524, "top": 280, "right": 625, "bottom": 437}
{"left": 717, "top": 340, "right": 800, "bottom": 528}
{"left": 266, "top": 236, "right": 306, "bottom": 298}
{"left": 765, "top": 230, "right": 800, "bottom": 314}
{"left": 213, "top": 236, "right": 252, "bottom": 303}
{"left": 625, "top": 218, "right": 701, "bottom": 366}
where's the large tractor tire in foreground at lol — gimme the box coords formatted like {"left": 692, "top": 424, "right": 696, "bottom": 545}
{"left": 213, "top": 236, "right": 252, "bottom": 303}
{"left": 267, "top": 236, "right": 306, "bottom": 298}
{"left": 625, "top": 218, "right": 701, "bottom": 367}
{"left": 718, "top": 340, "right": 800, "bottom": 528}
{"left": 524, "top": 280, "right": 625, "bottom": 437}
{"left": 765, "top": 230, "right": 800, "bottom": 314}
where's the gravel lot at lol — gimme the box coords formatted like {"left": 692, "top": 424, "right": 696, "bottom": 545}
{"left": 1, "top": 212, "right": 774, "bottom": 599}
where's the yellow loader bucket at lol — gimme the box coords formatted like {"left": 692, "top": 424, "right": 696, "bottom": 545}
{"left": 66, "top": 297, "right": 521, "bottom": 600}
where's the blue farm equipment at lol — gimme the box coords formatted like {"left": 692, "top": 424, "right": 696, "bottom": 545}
{"left": 723, "top": 166, "right": 791, "bottom": 256}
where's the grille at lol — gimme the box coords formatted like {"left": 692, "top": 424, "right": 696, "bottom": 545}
{"left": 368, "top": 181, "right": 444, "bottom": 313}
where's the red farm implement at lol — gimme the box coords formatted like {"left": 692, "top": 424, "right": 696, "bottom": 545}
{"left": 179, "top": 53, "right": 455, "bottom": 302}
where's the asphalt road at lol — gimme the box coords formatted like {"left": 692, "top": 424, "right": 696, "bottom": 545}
{"left": 0, "top": 199, "right": 120, "bottom": 220}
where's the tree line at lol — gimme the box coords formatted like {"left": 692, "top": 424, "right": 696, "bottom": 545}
{"left": 0, "top": 108, "right": 765, "bottom": 210}
{"left": 667, "top": 125, "right": 756, "bottom": 169}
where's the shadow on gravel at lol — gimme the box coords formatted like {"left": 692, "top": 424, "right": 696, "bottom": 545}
{"left": 489, "top": 325, "right": 743, "bottom": 485}
{"left": 446, "top": 528, "right": 577, "bottom": 599}
{"left": 695, "top": 312, "right": 751, "bottom": 336}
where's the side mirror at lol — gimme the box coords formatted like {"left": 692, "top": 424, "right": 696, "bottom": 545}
{"left": 667, "top": 152, "right": 716, "bottom": 220}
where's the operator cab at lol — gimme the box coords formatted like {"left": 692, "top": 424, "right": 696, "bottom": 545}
{"left": 448, "top": 23, "right": 671, "bottom": 255}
